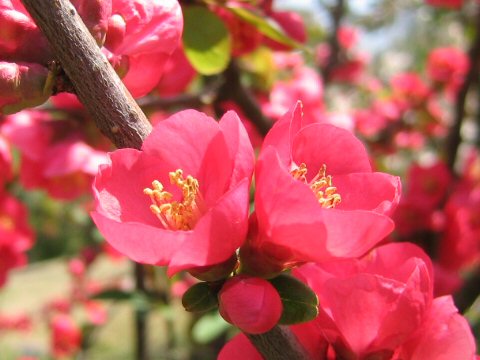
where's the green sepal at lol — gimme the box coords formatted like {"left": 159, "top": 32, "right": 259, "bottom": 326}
{"left": 182, "top": 282, "right": 219, "bottom": 313}
{"left": 269, "top": 273, "right": 318, "bottom": 325}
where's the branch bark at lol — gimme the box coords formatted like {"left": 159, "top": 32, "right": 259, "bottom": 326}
{"left": 446, "top": 5, "right": 480, "bottom": 171}
{"left": 245, "top": 326, "right": 311, "bottom": 360}
{"left": 321, "top": 0, "right": 345, "bottom": 84}
{"left": 21, "top": 0, "right": 151, "bottom": 150}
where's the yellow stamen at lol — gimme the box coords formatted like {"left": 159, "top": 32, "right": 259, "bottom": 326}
{"left": 291, "top": 163, "right": 341, "bottom": 209}
{"left": 143, "top": 169, "right": 203, "bottom": 230}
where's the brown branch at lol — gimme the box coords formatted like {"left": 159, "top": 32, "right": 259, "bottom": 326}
{"left": 21, "top": 0, "right": 151, "bottom": 150}
{"left": 446, "top": 4, "right": 480, "bottom": 171}
{"left": 321, "top": 0, "right": 346, "bottom": 84}
{"left": 216, "top": 61, "right": 272, "bottom": 136}
{"left": 245, "top": 326, "right": 311, "bottom": 360}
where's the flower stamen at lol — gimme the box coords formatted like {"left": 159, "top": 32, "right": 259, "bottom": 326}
{"left": 291, "top": 163, "right": 341, "bottom": 209}
{"left": 143, "top": 169, "right": 203, "bottom": 230}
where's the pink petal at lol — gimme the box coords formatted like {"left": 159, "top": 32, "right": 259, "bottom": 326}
{"left": 322, "top": 209, "right": 394, "bottom": 258}
{"left": 141, "top": 109, "right": 221, "bottom": 178}
{"left": 292, "top": 123, "right": 371, "bottom": 176}
{"left": 93, "top": 148, "right": 170, "bottom": 225}
{"left": 91, "top": 211, "right": 188, "bottom": 265}
{"left": 333, "top": 172, "right": 401, "bottom": 215}
{"left": 218, "top": 110, "right": 255, "bottom": 190}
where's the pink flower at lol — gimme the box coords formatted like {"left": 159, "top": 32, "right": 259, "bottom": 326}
{"left": 391, "top": 72, "right": 431, "bottom": 109}
{"left": 0, "top": 0, "right": 51, "bottom": 63}
{"left": 0, "top": 135, "right": 12, "bottom": 187}
{"left": 427, "top": 47, "right": 469, "bottom": 87}
{"left": 50, "top": 314, "right": 82, "bottom": 359}
{"left": 0, "top": 192, "right": 34, "bottom": 287}
{"left": 407, "top": 161, "right": 452, "bottom": 210}
{"left": 294, "top": 243, "right": 434, "bottom": 359}
{"left": 156, "top": 45, "right": 196, "bottom": 96}
{"left": 425, "top": 0, "right": 464, "bottom": 9}
{"left": 218, "top": 276, "right": 282, "bottom": 334}
{"left": 91, "top": 110, "right": 254, "bottom": 277}
{"left": 241, "top": 103, "right": 400, "bottom": 276}
{"left": 2, "top": 110, "right": 108, "bottom": 200}
{"left": 338, "top": 26, "right": 359, "bottom": 50}
{"left": 397, "top": 295, "right": 476, "bottom": 359}
{"left": 104, "top": 0, "right": 183, "bottom": 97}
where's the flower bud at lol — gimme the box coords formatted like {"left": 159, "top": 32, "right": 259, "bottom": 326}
{"left": 0, "top": 61, "right": 51, "bottom": 114}
{"left": 218, "top": 276, "right": 282, "bottom": 334}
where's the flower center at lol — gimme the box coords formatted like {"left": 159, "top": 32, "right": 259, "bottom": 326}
{"left": 144, "top": 169, "right": 203, "bottom": 230}
{"left": 0, "top": 215, "right": 14, "bottom": 230}
{"left": 291, "top": 163, "right": 341, "bottom": 208}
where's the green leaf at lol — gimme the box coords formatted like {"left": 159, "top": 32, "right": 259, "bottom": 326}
{"left": 269, "top": 274, "right": 318, "bottom": 325}
{"left": 226, "top": 6, "right": 300, "bottom": 49}
{"left": 182, "top": 282, "right": 219, "bottom": 313}
{"left": 183, "top": 6, "right": 231, "bottom": 75}
{"left": 92, "top": 289, "right": 135, "bottom": 301}
{"left": 192, "top": 312, "right": 231, "bottom": 344}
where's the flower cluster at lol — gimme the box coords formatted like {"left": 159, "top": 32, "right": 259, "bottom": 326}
{"left": 90, "top": 102, "right": 475, "bottom": 357}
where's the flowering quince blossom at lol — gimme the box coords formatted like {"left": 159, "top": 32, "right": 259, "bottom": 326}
{"left": 241, "top": 102, "right": 401, "bottom": 276}
{"left": 0, "top": 135, "right": 12, "bottom": 187}
{"left": 1, "top": 110, "right": 108, "bottom": 200}
{"left": 103, "top": 0, "right": 183, "bottom": 98}
{"left": 0, "top": 192, "right": 34, "bottom": 288}
{"left": 218, "top": 275, "right": 282, "bottom": 334}
{"left": 91, "top": 110, "right": 254, "bottom": 277}
{"left": 293, "top": 243, "right": 435, "bottom": 359}
{"left": 50, "top": 314, "right": 82, "bottom": 359}
{"left": 221, "top": 243, "right": 476, "bottom": 359}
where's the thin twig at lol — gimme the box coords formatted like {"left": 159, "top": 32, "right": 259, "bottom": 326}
{"left": 446, "top": 4, "right": 480, "bottom": 171}
{"left": 216, "top": 60, "right": 272, "bottom": 136}
{"left": 321, "top": 0, "right": 346, "bottom": 84}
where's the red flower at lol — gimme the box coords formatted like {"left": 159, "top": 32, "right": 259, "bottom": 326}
{"left": 293, "top": 243, "right": 434, "bottom": 359}
{"left": 241, "top": 103, "right": 400, "bottom": 276}
{"left": 398, "top": 295, "right": 476, "bottom": 359}
{"left": 50, "top": 314, "right": 82, "bottom": 359}
{"left": 425, "top": 0, "right": 464, "bottom": 9}
{"left": 218, "top": 276, "right": 282, "bottom": 334}
{"left": 104, "top": 0, "right": 183, "bottom": 97}
{"left": 0, "top": 135, "right": 12, "bottom": 187}
{"left": 92, "top": 110, "right": 254, "bottom": 277}
{"left": 0, "top": 192, "right": 34, "bottom": 287}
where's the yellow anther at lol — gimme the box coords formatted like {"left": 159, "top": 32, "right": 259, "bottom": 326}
{"left": 291, "top": 163, "right": 342, "bottom": 209}
{"left": 143, "top": 169, "right": 203, "bottom": 230}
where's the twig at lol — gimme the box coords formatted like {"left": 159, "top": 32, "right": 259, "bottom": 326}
{"left": 216, "top": 60, "right": 272, "bottom": 136}
{"left": 321, "top": 0, "right": 345, "bottom": 84}
{"left": 21, "top": 0, "right": 151, "bottom": 150}
{"left": 446, "top": 4, "right": 480, "bottom": 171}
{"left": 245, "top": 326, "right": 311, "bottom": 360}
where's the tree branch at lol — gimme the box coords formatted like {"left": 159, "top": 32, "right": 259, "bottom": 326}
{"left": 21, "top": 0, "right": 151, "bottom": 150}
{"left": 446, "top": 4, "right": 480, "bottom": 171}
{"left": 321, "top": 0, "right": 345, "bottom": 84}
{"left": 216, "top": 61, "right": 272, "bottom": 136}
{"left": 245, "top": 326, "right": 311, "bottom": 360}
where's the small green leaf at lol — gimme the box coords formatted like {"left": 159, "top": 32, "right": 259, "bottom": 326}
{"left": 192, "top": 311, "right": 231, "bottom": 344}
{"left": 269, "top": 274, "right": 318, "bottom": 325}
{"left": 182, "top": 282, "right": 219, "bottom": 313}
{"left": 226, "top": 6, "right": 300, "bottom": 49}
{"left": 92, "top": 289, "right": 135, "bottom": 301}
{"left": 183, "top": 6, "right": 231, "bottom": 75}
